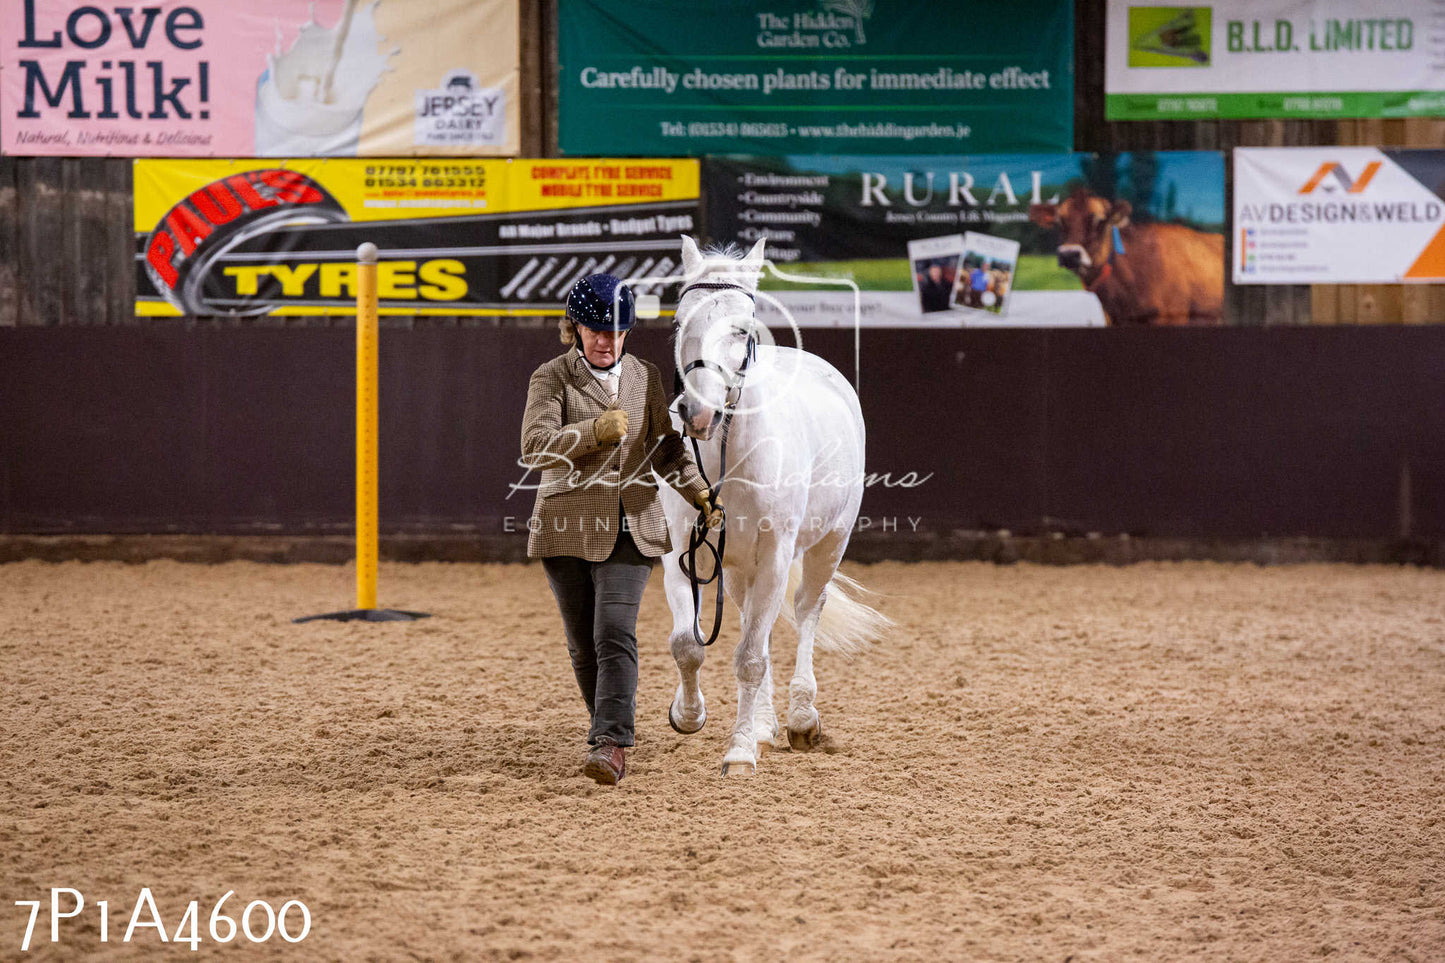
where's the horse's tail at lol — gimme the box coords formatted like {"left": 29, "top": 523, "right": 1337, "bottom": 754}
{"left": 779, "top": 562, "right": 892, "bottom": 656}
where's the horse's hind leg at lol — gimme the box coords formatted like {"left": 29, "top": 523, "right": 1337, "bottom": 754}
{"left": 787, "top": 534, "right": 844, "bottom": 750}
{"left": 663, "top": 548, "right": 708, "bottom": 734}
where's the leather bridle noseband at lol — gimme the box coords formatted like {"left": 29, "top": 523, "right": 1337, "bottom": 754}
{"left": 673, "top": 278, "right": 759, "bottom": 648}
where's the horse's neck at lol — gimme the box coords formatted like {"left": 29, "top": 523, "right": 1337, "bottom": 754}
{"left": 706, "top": 384, "right": 783, "bottom": 484}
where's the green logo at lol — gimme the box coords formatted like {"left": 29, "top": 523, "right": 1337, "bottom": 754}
{"left": 1128, "top": 7, "right": 1211, "bottom": 67}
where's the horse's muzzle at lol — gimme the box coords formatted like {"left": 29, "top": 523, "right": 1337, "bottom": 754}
{"left": 678, "top": 399, "right": 722, "bottom": 440}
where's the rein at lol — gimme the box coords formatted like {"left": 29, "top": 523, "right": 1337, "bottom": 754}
{"left": 674, "top": 278, "right": 757, "bottom": 647}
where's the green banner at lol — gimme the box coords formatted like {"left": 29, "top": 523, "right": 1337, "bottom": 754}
{"left": 1108, "top": 91, "right": 1445, "bottom": 121}
{"left": 558, "top": 0, "right": 1073, "bottom": 156}
{"left": 1105, "top": 0, "right": 1445, "bottom": 121}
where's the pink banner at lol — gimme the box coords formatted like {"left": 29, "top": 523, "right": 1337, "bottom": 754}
{"left": 1, "top": 0, "right": 520, "bottom": 157}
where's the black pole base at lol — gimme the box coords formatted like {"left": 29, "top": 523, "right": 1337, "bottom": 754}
{"left": 293, "top": 608, "right": 431, "bottom": 624}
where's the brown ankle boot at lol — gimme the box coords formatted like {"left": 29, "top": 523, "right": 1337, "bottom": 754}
{"left": 582, "top": 737, "right": 625, "bottom": 784}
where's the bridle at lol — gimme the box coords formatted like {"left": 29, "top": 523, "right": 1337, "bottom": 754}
{"left": 671, "top": 280, "right": 758, "bottom": 402}
{"left": 673, "top": 278, "right": 759, "bottom": 647}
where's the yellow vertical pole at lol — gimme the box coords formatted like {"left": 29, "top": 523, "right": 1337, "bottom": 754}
{"left": 355, "top": 242, "right": 380, "bottom": 611}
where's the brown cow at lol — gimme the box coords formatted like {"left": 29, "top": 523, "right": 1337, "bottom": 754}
{"left": 1029, "top": 189, "right": 1224, "bottom": 325}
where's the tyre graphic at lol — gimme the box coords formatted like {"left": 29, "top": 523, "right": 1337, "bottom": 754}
{"left": 144, "top": 169, "right": 348, "bottom": 316}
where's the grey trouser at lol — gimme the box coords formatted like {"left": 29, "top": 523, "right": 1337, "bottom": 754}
{"left": 541, "top": 526, "right": 654, "bottom": 747}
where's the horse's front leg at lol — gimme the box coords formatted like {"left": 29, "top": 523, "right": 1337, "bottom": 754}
{"left": 722, "top": 541, "right": 790, "bottom": 776}
{"left": 663, "top": 546, "right": 708, "bottom": 734}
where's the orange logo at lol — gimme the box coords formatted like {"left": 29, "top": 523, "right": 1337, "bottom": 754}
{"left": 1299, "top": 161, "right": 1381, "bottom": 195}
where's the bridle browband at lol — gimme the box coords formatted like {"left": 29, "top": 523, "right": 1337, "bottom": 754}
{"left": 672, "top": 278, "right": 759, "bottom": 648}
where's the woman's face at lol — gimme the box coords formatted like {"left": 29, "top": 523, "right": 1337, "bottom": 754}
{"left": 576, "top": 324, "right": 627, "bottom": 368}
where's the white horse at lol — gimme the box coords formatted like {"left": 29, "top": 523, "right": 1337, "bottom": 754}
{"left": 659, "top": 236, "right": 891, "bottom": 775}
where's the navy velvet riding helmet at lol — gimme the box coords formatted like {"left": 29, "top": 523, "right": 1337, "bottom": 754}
{"left": 565, "top": 273, "right": 636, "bottom": 331}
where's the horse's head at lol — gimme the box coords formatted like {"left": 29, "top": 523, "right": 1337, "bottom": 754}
{"left": 673, "top": 235, "right": 766, "bottom": 440}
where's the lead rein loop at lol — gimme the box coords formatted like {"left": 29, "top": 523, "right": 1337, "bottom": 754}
{"left": 679, "top": 423, "right": 729, "bottom": 647}
{"left": 674, "top": 277, "right": 759, "bottom": 647}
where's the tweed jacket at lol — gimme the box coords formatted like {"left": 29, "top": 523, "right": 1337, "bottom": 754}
{"left": 520, "top": 345, "right": 708, "bottom": 560}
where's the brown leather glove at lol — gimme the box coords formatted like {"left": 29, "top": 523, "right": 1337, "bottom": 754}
{"left": 692, "top": 489, "right": 724, "bottom": 529}
{"left": 594, "top": 409, "right": 629, "bottom": 445}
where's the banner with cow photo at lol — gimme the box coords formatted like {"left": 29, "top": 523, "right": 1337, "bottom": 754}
{"left": 133, "top": 158, "right": 698, "bottom": 317}
{"left": 701, "top": 152, "right": 1226, "bottom": 327}
{"left": 1234, "top": 148, "right": 1445, "bottom": 285}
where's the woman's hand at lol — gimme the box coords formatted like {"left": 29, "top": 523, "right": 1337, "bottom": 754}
{"left": 594, "top": 409, "right": 629, "bottom": 445}
{"left": 692, "top": 489, "right": 724, "bottom": 529}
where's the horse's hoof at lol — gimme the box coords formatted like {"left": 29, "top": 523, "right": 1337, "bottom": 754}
{"left": 721, "top": 743, "right": 756, "bottom": 776}
{"left": 786, "top": 715, "right": 822, "bottom": 751}
{"left": 668, "top": 700, "right": 706, "bottom": 735}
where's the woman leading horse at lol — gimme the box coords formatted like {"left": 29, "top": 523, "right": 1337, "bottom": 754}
{"left": 519, "top": 273, "right": 721, "bottom": 784}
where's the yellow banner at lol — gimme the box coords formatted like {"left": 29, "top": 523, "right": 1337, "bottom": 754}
{"left": 133, "top": 158, "right": 700, "bottom": 230}
{"left": 133, "top": 158, "right": 700, "bottom": 317}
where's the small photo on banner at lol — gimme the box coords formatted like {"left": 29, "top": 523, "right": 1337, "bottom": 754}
{"left": 953, "top": 232, "right": 1021, "bottom": 316}
{"left": 132, "top": 158, "right": 699, "bottom": 317}
{"left": 702, "top": 152, "right": 1226, "bottom": 327}
{"left": 1233, "top": 147, "right": 1445, "bottom": 285}
{"left": 907, "top": 235, "right": 963, "bottom": 315}
{"left": 2, "top": 0, "right": 520, "bottom": 157}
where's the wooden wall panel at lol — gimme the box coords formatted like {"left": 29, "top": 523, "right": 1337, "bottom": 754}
{"left": 519, "top": 0, "right": 545, "bottom": 156}
{"left": 0, "top": 159, "right": 17, "bottom": 327}
{"left": 5, "top": 326, "right": 1445, "bottom": 538}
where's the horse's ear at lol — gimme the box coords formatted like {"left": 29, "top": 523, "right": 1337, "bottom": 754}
{"left": 741, "top": 237, "right": 766, "bottom": 291}
{"left": 680, "top": 235, "right": 703, "bottom": 278}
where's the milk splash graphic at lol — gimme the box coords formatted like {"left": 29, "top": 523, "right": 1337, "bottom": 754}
{"left": 254, "top": 0, "right": 396, "bottom": 156}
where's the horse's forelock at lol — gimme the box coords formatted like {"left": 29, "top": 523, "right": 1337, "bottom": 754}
{"left": 693, "top": 241, "right": 762, "bottom": 290}
{"left": 701, "top": 241, "right": 746, "bottom": 260}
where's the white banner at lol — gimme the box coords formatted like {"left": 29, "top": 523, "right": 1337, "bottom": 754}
{"left": 1106, "top": 0, "right": 1445, "bottom": 120}
{"left": 1233, "top": 148, "right": 1445, "bottom": 284}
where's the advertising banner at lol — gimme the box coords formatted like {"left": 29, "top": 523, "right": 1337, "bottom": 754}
{"left": 702, "top": 152, "right": 1225, "bottom": 327}
{"left": 1106, "top": 0, "right": 1445, "bottom": 120}
{"left": 3, "top": 0, "right": 519, "bottom": 157}
{"left": 1233, "top": 148, "right": 1445, "bottom": 284}
{"left": 133, "top": 158, "right": 698, "bottom": 316}
{"left": 559, "top": 0, "right": 1073, "bottom": 156}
